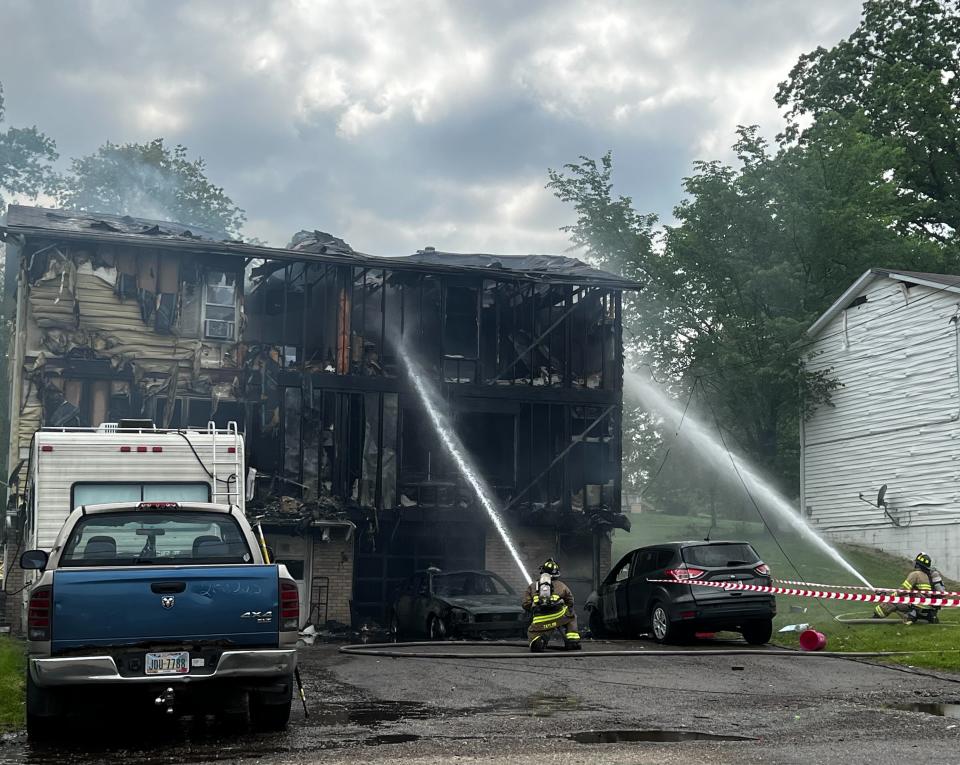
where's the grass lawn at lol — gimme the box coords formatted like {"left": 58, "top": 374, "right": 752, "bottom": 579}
{"left": 0, "top": 637, "right": 24, "bottom": 730}
{"left": 613, "top": 512, "right": 960, "bottom": 671}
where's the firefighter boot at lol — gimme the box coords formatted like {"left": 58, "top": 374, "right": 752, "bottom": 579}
{"left": 530, "top": 634, "right": 548, "bottom": 653}
{"left": 564, "top": 630, "right": 582, "bottom": 651}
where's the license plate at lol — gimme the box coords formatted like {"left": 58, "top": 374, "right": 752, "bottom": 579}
{"left": 145, "top": 651, "right": 190, "bottom": 675}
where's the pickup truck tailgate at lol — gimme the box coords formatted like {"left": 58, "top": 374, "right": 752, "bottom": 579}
{"left": 51, "top": 565, "right": 280, "bottom": 652}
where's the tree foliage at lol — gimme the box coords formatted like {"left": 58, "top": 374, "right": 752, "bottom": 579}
{"left": 0, "top": 82, "right": 59, "bottom": 211}
{"left": 60, "top": 138, "right": 245, "bottom": 238}
{"left": 777, "top": 0, "right": 960, "bottom": 241}
{"left": 549, "top": 1, "right": 957, "bottom": 502}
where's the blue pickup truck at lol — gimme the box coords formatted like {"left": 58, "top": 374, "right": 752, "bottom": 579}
{"left": 19, "top": 501, "right": 299, "bottom": 740}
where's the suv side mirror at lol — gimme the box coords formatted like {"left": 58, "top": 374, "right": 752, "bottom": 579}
{"left": 20, "top": 549, "right": 48, "bottom": 571}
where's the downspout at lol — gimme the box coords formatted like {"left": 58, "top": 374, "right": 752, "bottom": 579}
{"left": 4, "top": 240, "right": 28, "bottom": 578}
{"left": 798, "top": 369, "right": 807, "bottom": 521}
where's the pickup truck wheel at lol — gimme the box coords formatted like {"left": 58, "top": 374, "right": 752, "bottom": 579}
{"left": 250, "top": 680, "right": 293, "bottom": 731}
{"left": 26, "top": 671, "right": 59, "bottom": 742}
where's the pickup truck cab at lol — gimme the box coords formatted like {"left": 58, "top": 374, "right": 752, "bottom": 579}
{"left": 20, "top": 501, "right": 299, "bottom": 740}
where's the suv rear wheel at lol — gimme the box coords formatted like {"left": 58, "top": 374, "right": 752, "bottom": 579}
{"left": 650, "top": 602, "right": 672, "bottom": 643}
{"left": 741, "top": 619, "right": 773, "bottom": 645}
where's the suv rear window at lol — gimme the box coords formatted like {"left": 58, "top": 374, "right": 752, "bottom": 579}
{"left": 681, "top": 543, "right": 759, "bottom": 568}
{"left": 60, "top": 511, "right": 251, "bottom": 567}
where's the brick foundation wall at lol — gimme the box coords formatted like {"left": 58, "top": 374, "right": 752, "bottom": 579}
{"left": 310, "top": 533, "right": 354, "bottom": 626}
{"left": 484, "top": 526, "right": 612, "bottom": 590}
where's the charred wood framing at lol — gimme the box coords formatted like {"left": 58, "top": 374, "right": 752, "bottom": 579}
{"left": 1, "top": 208, "right": 637, "bottom": 627}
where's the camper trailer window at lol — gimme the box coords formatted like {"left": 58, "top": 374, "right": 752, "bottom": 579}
{"left": 73, "top": 482, "right": 210, "bottom": 509}
{"left": 59, "top": 511, "right": 250, "bottom": 567}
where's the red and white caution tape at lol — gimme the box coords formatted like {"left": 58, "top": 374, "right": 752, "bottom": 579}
{"left": 773, "top": 578, "right": 960, "bottom": 598}
{"left": 648, "top": 579, "right": 960, "bottom": 607}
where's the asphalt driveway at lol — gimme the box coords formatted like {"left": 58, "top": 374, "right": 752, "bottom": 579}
{"left": 5, "top": 639, "right": 960, "bottom": 764}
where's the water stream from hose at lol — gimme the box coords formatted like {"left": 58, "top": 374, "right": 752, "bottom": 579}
{"left": 398, "top": 344, "right": 532, "bottom": 584}
{"left": 624, "top": 370, "right": 874, "bottom": 589}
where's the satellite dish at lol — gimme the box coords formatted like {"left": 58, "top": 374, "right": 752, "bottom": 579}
{"left": 877, "top": 484, "right": 888, "bottom": 508}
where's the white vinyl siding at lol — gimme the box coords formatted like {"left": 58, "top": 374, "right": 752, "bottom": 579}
{"left": 802, "top": 277, "right": 960, "bottom": 536}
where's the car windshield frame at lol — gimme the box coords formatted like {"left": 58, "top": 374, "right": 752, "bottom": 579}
{"left": 430, "top": 571, "right": 515, "bottom": 598}
{"left": 59, "top": 510, "right": 253, "bottom": 567}
{"left": 681, "top": 543, "right": 760, "bottom": 568}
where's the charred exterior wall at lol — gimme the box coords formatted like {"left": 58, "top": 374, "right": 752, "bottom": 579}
{"left": 244, "top": 257, "right": 629, "bottom": 625}
{"left": 1, "top": 211, "right": 631, "bottom": 631}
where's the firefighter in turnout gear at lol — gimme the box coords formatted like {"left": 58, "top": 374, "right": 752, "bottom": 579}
{"left": 522, "top": 558, "right": 581, "bottom": 651}
{"left": 873, "top": 552, "right": 945, "bottom": 622}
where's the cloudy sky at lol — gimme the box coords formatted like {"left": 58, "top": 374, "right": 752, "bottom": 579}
{"left": 0, "top": 0, "right": 863, "bottom": 254}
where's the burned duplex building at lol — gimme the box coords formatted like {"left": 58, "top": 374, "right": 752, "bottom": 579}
{"left": 1, "top": 204, "right": 635, "bottom": 630}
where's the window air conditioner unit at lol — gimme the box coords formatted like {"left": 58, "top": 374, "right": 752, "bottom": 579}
{"left": 204, "top": 319, "right": 235, "bottom": 340}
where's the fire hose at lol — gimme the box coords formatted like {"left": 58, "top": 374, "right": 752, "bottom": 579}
{"left": 338, "top": 640, "right": 956, "bottom": 659}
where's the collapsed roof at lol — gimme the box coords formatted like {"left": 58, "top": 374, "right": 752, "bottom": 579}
{"left": 2, "top": 206, "right": 639, "bottom": 290}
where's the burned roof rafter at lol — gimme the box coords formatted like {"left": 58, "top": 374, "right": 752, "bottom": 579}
{"left": 3, "top": 205, "right": 640, "bottom": 290}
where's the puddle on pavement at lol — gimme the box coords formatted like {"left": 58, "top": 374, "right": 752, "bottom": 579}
{"left": 312, "top": 701, "right": 430, "bottom": 727}
{"left": 364, "top": 734, "right": 421, "bottom": 746}
{"left": 524, "top": 693, "right": 580, "bottom": 717}
{"left": 887, "top": 702, "right": 960, "bottom": 718}
{"left": 570, "top": 729, "right": 755, "bottom": 744}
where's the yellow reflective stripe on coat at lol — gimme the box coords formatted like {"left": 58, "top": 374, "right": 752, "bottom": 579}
{"left": 900, "top": 580, "right": 913, "bottom": 590}
{"left": 917, "top": 584, "right": 932, "bottom": 590}
{"left": 532, "top": 607, "right": 567, "bottom": 624}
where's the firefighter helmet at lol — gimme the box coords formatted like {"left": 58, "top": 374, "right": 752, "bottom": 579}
{"left": 915, "top": 552, "right": 932, "bottom": 571}
{"left": 540, "top": 558, "right": 560, "bottom": 577}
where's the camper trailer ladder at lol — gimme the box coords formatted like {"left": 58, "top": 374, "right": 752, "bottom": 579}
{"left": 209, "top": 421, "right": 242, "bottom": 505}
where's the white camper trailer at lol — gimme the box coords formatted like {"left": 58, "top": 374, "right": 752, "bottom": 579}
{"left": 18, "top": 420, "right": 245, "bottom": 554}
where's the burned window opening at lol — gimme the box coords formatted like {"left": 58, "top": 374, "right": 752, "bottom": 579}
{"left": 203, "top": 270, "right": 239, "bottom": 340}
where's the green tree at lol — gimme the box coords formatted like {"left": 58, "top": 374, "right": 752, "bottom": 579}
{"left": 777, "top": 0, "right": 960, "bottom": 241}
{"left": 60, "top": 138, "right": 245, "bottom": 238}
{"left": 0, "top": 82, "right": 59, "bottom": 211}
{"left": 549, "top": 117, "right": 943, "bottom": 496}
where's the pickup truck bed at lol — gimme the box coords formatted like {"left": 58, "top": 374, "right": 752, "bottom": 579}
{"left": 21, "top": 502, "right": 299, "bottom": 740}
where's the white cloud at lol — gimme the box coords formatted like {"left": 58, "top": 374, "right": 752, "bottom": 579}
{"left": 0, "top": 0, "right": 864, "bottom": 254}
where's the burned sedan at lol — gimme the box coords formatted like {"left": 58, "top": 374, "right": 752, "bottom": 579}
{"left": 390, "top": 569, "right": 527, "bottom": 640}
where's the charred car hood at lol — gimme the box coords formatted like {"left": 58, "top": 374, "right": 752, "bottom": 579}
{"left": 440, "top": 595, "right": 524, "bottom": 614}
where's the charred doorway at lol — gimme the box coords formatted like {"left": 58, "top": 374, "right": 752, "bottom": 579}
{"left": 353, "top": 520, "right": 486, "bottom": 625}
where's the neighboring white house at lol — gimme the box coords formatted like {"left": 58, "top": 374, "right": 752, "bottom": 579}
{"left": 802, "top": 269, "right": 960, "bottom": 580}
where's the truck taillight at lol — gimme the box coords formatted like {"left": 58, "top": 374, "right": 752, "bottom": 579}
{"left": 280, "top": 580, "right": 299, "bottom": 631}
{"left": 28, "top": 586, "right": 52, "bottom": 641}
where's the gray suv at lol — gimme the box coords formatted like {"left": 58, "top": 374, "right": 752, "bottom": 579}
{"left": 585, "top": 541, "right": 776, "bottom": 644}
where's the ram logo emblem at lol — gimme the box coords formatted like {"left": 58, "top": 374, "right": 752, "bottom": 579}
{"left": 161, "top": 596, "right": 175, "bottom": 609}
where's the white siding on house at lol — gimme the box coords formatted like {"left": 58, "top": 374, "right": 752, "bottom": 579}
{"left": 802, "top": 276, "right": 960, "bottom": 577}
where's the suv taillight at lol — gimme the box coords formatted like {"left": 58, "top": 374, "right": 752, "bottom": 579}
{"left": 28, "top": 586, "right": 52, "bottom": 641}
{"left": 280, "top": 580, "right": 299, "bottom": 631}
{"left": 754, "top": 563, "right": 770, "bottom": 576}
{"left": 666, "top": 566, "right": 705, "bottom": 581}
